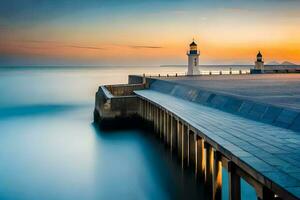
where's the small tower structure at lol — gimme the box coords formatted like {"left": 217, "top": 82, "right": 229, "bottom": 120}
{"left": 187, "top": 40, "right": 200, "bottom": 75}
{"left": 255, "top": 51, "right": 264, "bottom": 72}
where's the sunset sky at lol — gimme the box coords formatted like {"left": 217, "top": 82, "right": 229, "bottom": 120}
{"left": 0, "top": 0, "right": 300, "bottom": 66}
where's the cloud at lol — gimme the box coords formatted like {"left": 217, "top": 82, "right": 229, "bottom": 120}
{"left": 17, "top": 39, "right": 59, "bottom": 44}
{"left": 14, "top": 40, "right": 105, "bottom": 50}
{"left": 64, "top": 45, "right": 105, "bottom": 50}
{"left": 129, "top": 45, "right": 163, "bottom": 49}
{"left": 17, "top": 45, "right": 55, "bottom": 50}
{"left": 9, "top": 39, "right": 162, "bottom": 51}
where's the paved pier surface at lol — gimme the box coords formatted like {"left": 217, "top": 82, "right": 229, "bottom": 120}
{"left": 135, "top": 89, "right": 300, "bottom": 199}
{"left": 132, "top": 74, "right": 300, "bottom": 199}
{"left": 161, "top": 74, "right": 300, "bottom": 110}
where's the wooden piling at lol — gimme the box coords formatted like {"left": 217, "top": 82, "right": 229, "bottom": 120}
{"left": 182, "top": 124, "right": 189, "bottom": 168}
{"left": 213, "top": 151, "right": 222, "bottom": 200}
{"left": 189, "top": 129, "right": 196, "bottom": 168}
{"left": 205, "top": 142, "right": 214, "bottom": 195}
{"left": 228, "top": 161, "right": 241, "bottom": 200}
{"left": 177, "top": 121, "right": 182, "bottom": 160}
{"left": 195, "top": 135, "right": 205, "bottom": 178}
{"left": 171, "top": 116, "right": 177, "bottom": 152}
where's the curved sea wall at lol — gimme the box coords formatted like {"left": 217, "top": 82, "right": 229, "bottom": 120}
{"left": 148, "top": 78, "right": 300, "bottom": 132}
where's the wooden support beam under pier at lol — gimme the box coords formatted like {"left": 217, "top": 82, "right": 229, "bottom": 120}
{"left": 195, "top": 135, "right": 205, "bottom": 179}
{"left": 205, "top": 142, "right": 214, "bottom": 196}
{"left": 171, "top": 116, "right": 177, "bottom": 152}
{"left": 177, "top": 120, "right": 182, "bottom": 161}
{"left": 213, "top": 151, "right": 222, "bottom": 200}
{"left": 228, "top": 161, "right": 241, "bottom": 200}
{"left": 189, "top": 129, "right": 196, "bottom": 169}
{"left": 167, "top": 113, "right": 171, "bottom": 146}
{"left": 182, "top": 124, "right": 189, "bottom": 168}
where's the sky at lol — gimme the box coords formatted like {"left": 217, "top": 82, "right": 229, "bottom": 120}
{"left": 0, "top": 0, "right": 300, "bottom": 66}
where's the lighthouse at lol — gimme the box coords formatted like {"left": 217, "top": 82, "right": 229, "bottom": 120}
{"left": 187, "top": 40, "right": 200, "bottom": 75}
{"left": 255, "top": 51, "right": 264, "bottom": 72}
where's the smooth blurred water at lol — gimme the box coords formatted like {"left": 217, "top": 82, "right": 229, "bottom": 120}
{"left": 0, "top": 66, "right": 255, "bottom": 200}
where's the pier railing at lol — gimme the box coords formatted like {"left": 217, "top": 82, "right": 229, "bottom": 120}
{"left": 105, "top": 83, "right": 145, "bottom": 96}
{"left": 141, "top": 69, "right": 251, "bottom": 78}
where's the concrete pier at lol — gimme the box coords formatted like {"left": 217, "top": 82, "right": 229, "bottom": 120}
{"left": 94, "top": 74, "right": 300, "bottom": 200}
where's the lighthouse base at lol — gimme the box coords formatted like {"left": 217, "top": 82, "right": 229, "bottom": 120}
{"left": 187, "top": 66, "right": 200, "bottom": 76}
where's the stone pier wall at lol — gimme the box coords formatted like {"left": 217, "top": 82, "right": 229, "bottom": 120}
{"left": 94, "top": 84, "right": 146, "bottom": 122}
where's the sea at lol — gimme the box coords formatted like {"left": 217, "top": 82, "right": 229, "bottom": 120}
{"left": 0, "top": 66, "right": 256, "bottom": 200}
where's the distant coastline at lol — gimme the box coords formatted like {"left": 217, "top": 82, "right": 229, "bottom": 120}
{"left": 160, "top": 65, "right": 186, "bottom": 67}
{"left": 0, "top": 65, "right": 160, "bottom": 69}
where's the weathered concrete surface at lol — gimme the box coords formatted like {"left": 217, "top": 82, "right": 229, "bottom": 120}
{"left": 160, "top": 74, "right": 300, "bottom": 111}
{"left": 94, "top": 84, "right": 145, "bottom": 121}
{"left": 135, "top": 89, "right": 300, "bottom": 200}
{"left": 106, "top": 83, "right": 145, "bottom": 96}
{"left": 146, "top": 76, "right": 300, "bottom": 132}
{"left": 128, "top": 75, "right": 143, "bottom": 84}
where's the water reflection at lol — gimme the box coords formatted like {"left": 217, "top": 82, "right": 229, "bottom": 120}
{"left": 92, "top": 123, "right": 208, "bottom": 200}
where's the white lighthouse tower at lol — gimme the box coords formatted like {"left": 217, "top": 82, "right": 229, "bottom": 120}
{"left": 255, "top": 51, "right": 264, "bottom": 72}
{"left": 187, "top": 40, "right": 200, "bottom": 75}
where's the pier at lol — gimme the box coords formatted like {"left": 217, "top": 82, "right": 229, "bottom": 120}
{"left": 94, "top": 74, "right": 300, "bottom": 200}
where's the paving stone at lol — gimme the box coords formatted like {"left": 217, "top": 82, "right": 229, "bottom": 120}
{"left": 248, "top": 103, "right": 267, "bottom": 120}
{"left": 261, "top": 106, "right": 283, "bottom": 123}
{"left": 263, "top": 171, "right": 300, "bottom": 187}
{"left": 290, "top": 114, "right": 300, "bottom": 132}
{"left": 135, "top": 89, "right": 300, "bottom": 198}
{"left": 274, "top": 109, "right": 299, "bottom": 128}
{"left": 223, "top": 97, "right": 243, "bottom": 113}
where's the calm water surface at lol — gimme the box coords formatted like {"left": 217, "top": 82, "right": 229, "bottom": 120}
{"left": 0, "top": 66, "right": 255, "bottom": 200}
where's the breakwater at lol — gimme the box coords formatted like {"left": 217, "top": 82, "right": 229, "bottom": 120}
{"left": 94, "top": 74, "right": 300, "bottom": 200}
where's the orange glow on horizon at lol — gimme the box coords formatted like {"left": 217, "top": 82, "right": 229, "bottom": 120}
{"left": 1, "top": 39, "right": 299, "bottom": 65}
